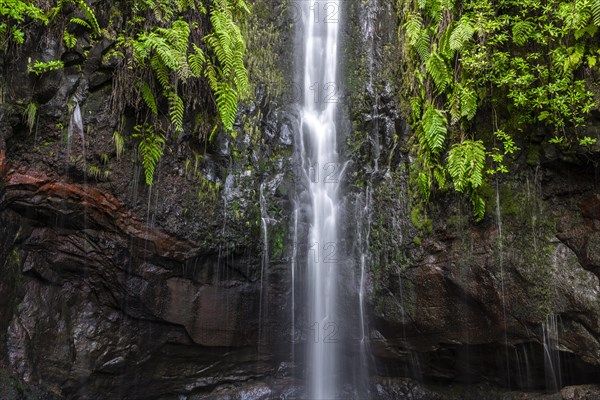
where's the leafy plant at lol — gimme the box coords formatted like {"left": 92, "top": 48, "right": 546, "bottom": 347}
{"left": 133, "top": 124, "right": 165, "bottom": 185}
{"left": 203, "top": 0, "right": 250, "bottom": 130}
{"left": 0, "top": 0, "right": 47, "bottom": 47}
{"left": 112, "top": 131, "right": 124, "bottom": 160}
{"left": 23, "top": 101, "right": 38, "bottom": 133}
{"left": 398, "top": 0, "right": 599, "bottom": 220}
{"left": 88, "top": 165, "right": 101, "bottom": 179}
{"left": 129, "top": 0, "right": 250, "bottom": 132}
{"left": 49, "top": 0, "right": 100, "bottom": 35}
{"left": 447, "top": 140, "right": 487, "bottom": 220}
{"left": 63, "top": 30, "right": 77, "bottom": 48}
{"left": 28, "top": 60, "right": 64, "bottom": 75}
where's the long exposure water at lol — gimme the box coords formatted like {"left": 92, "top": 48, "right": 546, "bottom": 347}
{"left": 298, "top": 1, "right": 342, "bottom": 397}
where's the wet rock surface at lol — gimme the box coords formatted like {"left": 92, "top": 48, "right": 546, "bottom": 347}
{"left": 0, "top": 0, "right": 599, "bottom": 399}
{"left": 343, "top": 0, "right": 600, "bottom": 394}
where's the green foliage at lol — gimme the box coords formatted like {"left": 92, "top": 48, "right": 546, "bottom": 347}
{"left": 133, "top": 124, "right": 165, "bottom": 186}
{"left": 421, "top": 104, "right": 447, "bottom": 155}
{"left": 63, "top": 30, "right": 77, "bottom": 48}
{"left": 447, "top": 140, "right": 487, "bottom": 220}
{"left": 23, "top": 101, "right": 37, "bottom": 133}
{"left": 426, "top": 51, "right": 451, "bottom": 92}
{"left": 112, "top": 131, "right": 125, "bottom": 160}
{"left": 140, "top": 82, "right": 158, "bottom": 115}
{"left": 28, "top": 60, "right": 64, "bottom": 75}
{"left": 204, "top": 0, "right": 250, "bottom": 130}
{"left": 447, "top": 140, "right": 486, "bottom": 192}
{"left": 398, "top": 0, "right": 600, "bottom": 220}
{"left": 73, "top": 0, "right": 100, "bottom": 34}
{"left": 593, "top": 0, "right": 600, "bottom": 25}
{"left": 132, "top": 19, "right": 195, "bottom": 130}
{"left": 129, "top": 0, "right": 250, "bottom": 132}
{"left": 0, "top": 0, "right": 47, "bottom": 47}
{"left": 49, "top": 0, "right": 100, "bottom": 35}
{"left": 579, "top": 136, "right": 597, "bottom": 146}
{"left": 449, "top": 16, "right": 475, "bottom": 51}
{"left": 88, "top": 165, "right": 101, "bottom": 179}
{"left": 168, "top": 91, "right": 184, "bottom": 131}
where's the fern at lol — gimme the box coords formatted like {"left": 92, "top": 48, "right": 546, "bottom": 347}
{"left": 417, "top": 171, "right": 431, "bottom": 202}
{"left": 189, "top": 44, "right": 206, "bottom": 77}
{"left": 446, "top": 140, "right": 486, "bottom": 220}
{"left": 512, "top": 20, "right": 535, "bottom": 46}
{"left": 410, "top": 96, "right": 423, "bottom": 120}
{"left": 426, "top": 50, "right": 451, "bottom": 92}
{"left": 203, "top": 0, "right": 250, "bottom": 129}
{"left": 414, "top": 31, "right": 431, "bottom": 62}
{"left": 450, "top": 16, "right": 475, "bottom": 51}
{"left": 470, "top": 192, "right": 485, "bottom": 222}
{"left": 168, "top": 91, "right": 185, "bottom": 131}
{"left": 405, "top": 13, "right": 424, "bottom": 46}
{"left": 63, "top": 30, "right": 77, "bottom": 48}
{"left": 421, "top": 105, "right": 447, "bottom": 155}
{"left": 74, "top": 0, "right": 100, "bottom": 34}
{"left": 593, "top": 0, "right": 600, "bottom": 26}
{"left": 134, "top": 125, "right": 165, "bottom": 186}
{"left": 460, "top": 85, "right": 478, "bottom": 120}
{"left": 69, "top": 17, "right": 91, "bottom": 29}
{"left": 140, "top": 82, "right": 158, "bottom": 115}
{"left": 446, "top": 140, "right": 486, "bottom": 192}
{"left": 150, "top": 54, "right": 171, "bottom": 91}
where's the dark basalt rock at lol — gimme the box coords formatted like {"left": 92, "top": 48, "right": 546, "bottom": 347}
{"left": 0, "top": 0, "right": 599, "bottom": 398}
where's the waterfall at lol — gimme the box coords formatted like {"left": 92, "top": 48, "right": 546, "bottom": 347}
{"left": 298, "top": 1, "right": 342, "bottom": 398}
{"left": 66, "top": 101, "right": 83, "bottom": 169}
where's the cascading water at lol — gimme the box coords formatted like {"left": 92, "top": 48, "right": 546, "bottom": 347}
{"left": 298, "top": 1, "right": 342, "bottom": 398}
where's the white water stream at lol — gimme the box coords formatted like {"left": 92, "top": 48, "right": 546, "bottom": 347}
{"left": 299, "top": 1, "right": 342, "bottom": 397}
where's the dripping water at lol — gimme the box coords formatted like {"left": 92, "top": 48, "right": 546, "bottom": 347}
{"left": 542, "top": 314, "right": 562, "bottom": 392}
{"left": 259, "top": 182, "right": 269, "bottom": 347}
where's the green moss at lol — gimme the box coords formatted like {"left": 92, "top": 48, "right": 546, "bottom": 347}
{"left": 410, "top": 202, "right": 432, "bottom": 233}
{"left": 526, "top": 144, "right": 541, "bottom": 166}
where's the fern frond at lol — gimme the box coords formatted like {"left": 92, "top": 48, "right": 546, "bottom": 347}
{"left": 151, "top": 54, "right": 171, "bottom": 90}
{"left": 414, "top": 31, "right": 431, "bottom": 62}
{"left": 512, "top": 20, "right": 535, "bottom": 46}
{"left": 410, "top": 96, "right": 423, "bottom": 120}
{"left": 460, "top": 85, "right": 478, "bottom": 120}
{"left": 63, "top": 30, "right": 77, "bottom": 48}
{"left": 446, "top": 140, "right": 486, "bottom": 192}
{"left": 448, "top": 85, "right": 461, "bottom": 124}
{"left": 168, "top": 91, "right": 185, "bottom": 131}
{"left": 74, "top": 0, "right": 100, "bottom": 34}
{"left": 450, "top": 15, "right": 475, "bottom": 51}
{"left": 418, "top": 171, "right": 431, "bottom": 202}
{"left": 23, "top": 102, "right": 38, "bottom": 134}
{"left": 592, "top": 0, "right": 600, "bottom": 26}
{"left": 213, "top": 82, "right": 238, "bottom": 130}
{"left": 135, "top": 127, "right": 165, "bottom": 186}
{"left": 189, "top": 44, "right": 206, "bottom": 77}
{"left": 69, "top": 17, "right": 91, "bottom": 29}
{"left": 471, "top": 192, "right": 485, "bottom": 221}
{"left": 405, "top": 13, "right": 424, "bottom": 46}
{"left": 421, "top": 105, "right": 447, "bottom": 155}
{"left": 426, "top": 51, "right": 451, "bottom": 92}
{"left": 140, "top": 82, "right": 158, "bottom": 115}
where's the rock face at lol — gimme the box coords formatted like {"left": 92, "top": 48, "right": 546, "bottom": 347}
{"left": 0, "top": 159, "right": 289, "bottom": 399}
{"left": 342, "top": 0, "right": 600, "bottom": 394}
{"left": 0, "top": 0, "right": 599, "bottom": 399}
{"left": 0, "top": 0, "right": 296, "bottom": 398}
